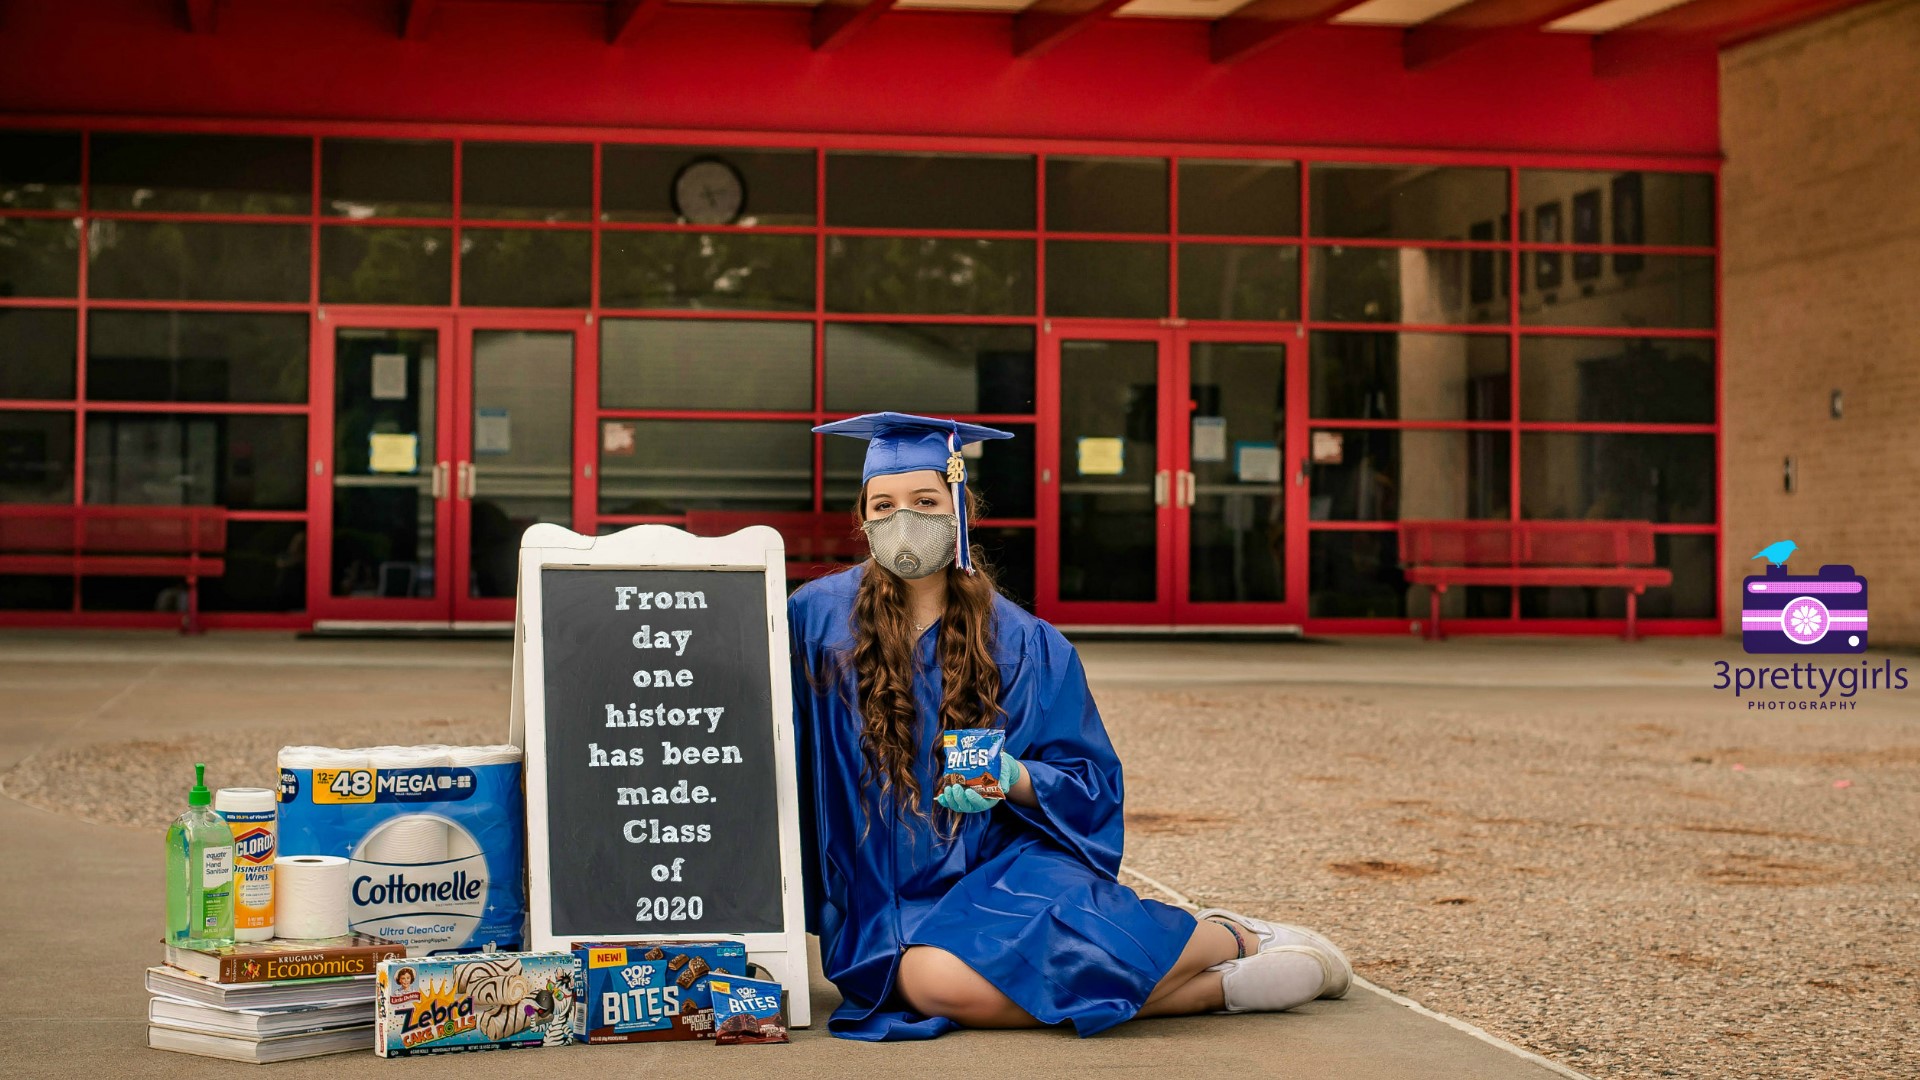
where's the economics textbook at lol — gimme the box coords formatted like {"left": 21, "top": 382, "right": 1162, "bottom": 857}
{"left": 163, "top": 934, "right": 406, "bottom": 984}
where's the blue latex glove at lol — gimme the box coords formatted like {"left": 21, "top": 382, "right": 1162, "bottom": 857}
{"left": 936, "top": 753, "right": 1022, "bottom": 814}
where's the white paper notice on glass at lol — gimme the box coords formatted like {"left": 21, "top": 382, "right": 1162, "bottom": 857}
{"left": 371, "top": 353, "right": 408, "bottom": 401}
{"left": 369, "top": 432, "right": 419, "bottom": 474}
{"left": 1191, "top": 417, "right": 1227, "bottom": 463}
{"left": 602, "top": 421, "right": 636, "bottom": 457}
{"left": 1235, "top": 441, "right": 1282, "bottom": 483}
{"left": 1077, "top": 437, "right": 1125, "bottom": 477}
{"left": 475, "top": 407, "right": 511, "bottom": 455}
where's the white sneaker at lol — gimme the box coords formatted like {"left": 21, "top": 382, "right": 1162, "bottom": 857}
{"left": 1197, "top": 908, "right": 1353, "bottom": 999}
{"left": 1216, "top": 946, "right": 1331, "bottom": 1013}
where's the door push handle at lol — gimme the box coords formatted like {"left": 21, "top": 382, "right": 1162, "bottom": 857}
{"left": 1153, "top": 469, "right": 1169, "bottom": 508}
{"left": 1296, "top": 462, "right": 1309, "bottom": 487}
{"left": 1181, "top": 470, "right": 1196, "bottom": 508}
{"left": 457, "top": 461, "right": 476, "bottom": 501}
{"left": 430, "top": 460, "right": 449, "bottom": 499}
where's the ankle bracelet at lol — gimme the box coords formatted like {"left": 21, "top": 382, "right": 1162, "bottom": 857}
{"left": 1210, "top": 917, "right": 1248, "bottom": 960}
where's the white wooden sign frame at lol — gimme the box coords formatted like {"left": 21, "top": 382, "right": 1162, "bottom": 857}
{"left": 509, "top": 522, "right": 811, "bottom": 1027}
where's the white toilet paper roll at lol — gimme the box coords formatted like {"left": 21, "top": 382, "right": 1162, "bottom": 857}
{"left": 448, "top": 744, "right": 522, "bottom": 767}
{"left": 275, "top": 855, "right": 350, "bottom": 940}
{"left": 368, "top": 745, "right": 453, "bottom": 770}
{"left": 279, "top": 746, "right": 370, "bottom": 770}
{"left": 362, "top": 814, "right": 449, "bottom": 865}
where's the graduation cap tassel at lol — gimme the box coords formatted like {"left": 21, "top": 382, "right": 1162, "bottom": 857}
{"left": 946, "top": 429, "right": 974, "bottom": 574}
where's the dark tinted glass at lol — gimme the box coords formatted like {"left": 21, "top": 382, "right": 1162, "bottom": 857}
{"left": 1521, "top": 255, "right": 1713, "bottom": 329}
{"left": 0, "top": 217, "right": 80, "bottom": 297}
{"left": 0, "top": 132, "right": 81, "bottom": 210}
{"left": 972, "top": 528, "right": 1034, "bottom": 610}
{"left": 462, "top": 141, "right": 591, "bottom": 222}
{"left": 1521, "top": 432, "right": 1713, "bottom": 523}
{"left": 321, "top": 139, "right": 453, "bottom": 218}
{"left": 597, "top": 420, "right": 812, "bottom": 515}
{"left": 826, "top": 153, "right": 1034, "bottom": 230}
{"left": 601, "top": 318, "right": 813, "bottom": 411}
{"left": 1046, "top": 157, "right": 1166, "bottom": 234}
{"left": 460, "top": 228, "right": 591, "bottom": 307}
{"left": 0, "top": 574, "right": 68, "bottom": 609}
{"left": 87, "top": 311, "right": 308, "bottom": 404}
{"left": 0, "top": 309, "right": 77, "bottom": 400}
{"left": 602, "top": 232, "right": 812, "bottom": 311}
{"left": 1310, "top": 245, "right": 1499, "bottom": 325}
{"left": 1309, "top": 530, "right": 1404, "bottom": 617}
{"left": 1309, "top": 428, "right": 1510, "bottom": 520}
{"left": 202, "top": 521, "right": 308, "bottom": 612}
{"left": 1521, "top": 170, "right": 1714, "bottom": 248}
{"left": 89, "top": 221, "right": 308, "bottom": 302}
{"left": 83, "top": 413, "right": 306, "bottom": 509}
{"left": 603, "top": 146, "right": 814, "bottom": 225}
{"left": 319, "top": 227, "right": 451, "bottom": 305}
{"left": 1311, "top": 331, "right": 1509, "bottom": 420}
{"left": 1521, "top": 336, "right": 1713, "bottom": 424}
{"left": 0, "top": 410, "right": 74, "bottom": 502}
{"left": 826, "top": 422, "right": 1035, "bottom": 518}
{"left": 1045, "top": 241, "right": 1165, "bottom": 318}
{"left": 91, "top": 133, "right": 310, "bottom": 215}
{"left": 1179, "top": 243, "right": 1298, "bottom": 321}
{"left": 1178, "top": 159, "right": 1298, "bottom": 237}
{"left": 827, "top": 236, "right": 1034, "bottom": 316}
{"left": 1310, "top": 164, "right": 1507, "bottom": 241}
{"left": 1522, "top": 533, "right": 1713, "bottom": 620}
{"left": 824, "top": 324, "right": 1035, "bottom": 415}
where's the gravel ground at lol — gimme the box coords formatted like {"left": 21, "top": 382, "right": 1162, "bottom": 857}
{"left": 5, "top": 639, "right": 1916, "bottom": 1079}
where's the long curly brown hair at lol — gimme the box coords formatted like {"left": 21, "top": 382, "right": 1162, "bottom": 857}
{"left": 846, "top": 482, "right": 1005, "bottom": 834}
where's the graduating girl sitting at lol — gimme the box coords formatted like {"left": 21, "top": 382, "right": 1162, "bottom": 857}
{"left": 789, "top": 412, "right": 1353, "bottom": 1041}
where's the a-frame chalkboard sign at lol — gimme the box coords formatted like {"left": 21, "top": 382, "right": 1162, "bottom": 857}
{"left": 508, "top": 523, "right": 811, "bottom": 1027}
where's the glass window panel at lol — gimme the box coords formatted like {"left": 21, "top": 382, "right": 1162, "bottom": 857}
{"left": 1521, "top": 171, "right": 1714, "bottom": 248}
{"left": 0, "top": 574, "right": 69, "bottom": 610}
{"left": 461, "top": 141, "right": 591, "bottom": 222}
{"left": 1521, "top": 432, "right": 1713, "bottom": 523}
{"left": 826, "top": 422, "right": 1034, "bottom": 519}
{"left": 1310, "top": 163, "right": 1507, "bottom": 241}
{"left": 89, "top": 220, "right": 308, "bottom": 302}
{"left": 1309, "top": 530, "right": 1404, "bottom": 618}
{"left": 0, "top": 132, "right": 81, "bottom": 210}
{"left": 601, "top": 318, "right": 813, "bottom": 411}
{"left": 824, "top": 323, "right": 1035, "bottom": 415}
{"left": 1179, "top": 159, "right": 1298, "bottom": 237}
{"left": 597, "top": 420, "right": 812, "bottom": 516}
{"left": 1311, "top": 331, "right": 1509, "bottom": 421}
{"left": 1057, "top": 340, "right": 1159, "bottom": 603}
{"left": 1178, "top": 243, "right": 1298, "bottom": 321}
{"left": 826, "top": 152, "right": 1034, "bottom": 230}
{"left": 0, "top": 309, "right": 77, "bottom": 400}
{"left": 83, "top": 413, "right": 306, "bottom": 509}
{"left": 321, "top": 138, "right": 453, "bottom": 218}
{"left": 0, "top": 409, "right": 74, "bottom": 502}
{"left": 1521, "top": 336, "right": 1713, "bottom": 424}
{"left": 1521, "top": 254, "right": 1714, "bottom": 329}
{"left": 1309, "top": 244, "right": 1500, "bottom": 325}
{"left": 602, "top": 232, "right": 812, "bottom": 311}
{"left": 1187, "top": 341, "right": 1287, "bottom": 605}
{"left": 460, "top": 228, "right": 590, "bottom": 308}
{"left": 203, "top": 521, "right": 308, "bottom": 612}
{"left": 603, "top": 146, "right": 814, "bottom": 225}
{"left": 827, "top": 236, "right": 1034, "bottom": 316}
{"left": 0, "top": 217, "right": 80, "bottom": 297}
{"left": 1046, "top": 156, "right": 1166, "bottom": 234}
{"left": 1045, "top": 240, "right": 1165, "bottom": 319}
{"left": 87, "top": 311, "right": 307, "bottom": 405}
{"left": 329, "top": 327, "right": 437, "bottom": 599}
{"left": 1522, "top": 533, "right": 1713, "bottom": 620}
{"left": 469, "top": 331, "right": 573, "bottom": 598}
{"left": 90, "top": 133, "right": 310, "bottom": 215}
{"left": 973, "top": 527, "right": 1034, "bottom": 611}
{"left": 1309, "top": 428, "right": 1509, "bottom": 521}
{"left": 320, "top": 226, "right": 451, "bottom": 305}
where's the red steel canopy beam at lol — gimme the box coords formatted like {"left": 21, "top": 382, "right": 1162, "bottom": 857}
{"left": 401, "top": 0, "right": 439, "bottom": 40}
{"left": 1593, "top": 0, "right": 1874, "bottom": 74}
{"left": 181, "top": 0, "right": 218, "bottom": 33}
{"left": 1013, "top": 0, "right": 1134, "bottom": 59}
{"left": 1212, "top": 0, "right": 1378, "bottom": 64}
{"left": 608, "top": 0, "right": 671, "bottom": 45}
{"left": 813, "top": 0, "right": 902, "bottom": 51}
{"left": 1404, "top": 0, "right": 1604, "bottom": 70}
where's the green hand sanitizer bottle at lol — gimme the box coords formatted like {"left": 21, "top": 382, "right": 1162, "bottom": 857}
{"left": 165, "top": 763, "right": 235, "bottom": 950}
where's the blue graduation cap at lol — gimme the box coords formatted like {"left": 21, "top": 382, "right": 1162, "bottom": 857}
{"left": 814, "top": 412, "right": 1014, "bottom": 574}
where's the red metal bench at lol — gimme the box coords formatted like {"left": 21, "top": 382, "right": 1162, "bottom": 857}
{"left": 0, "top": 505, "right": 227, "bottom": 633}
{"left": 1398, "top": 520, "right": 1673, "bottom": 641}
{"left": 681, "top": 511, "right": 867, "bottom": 581}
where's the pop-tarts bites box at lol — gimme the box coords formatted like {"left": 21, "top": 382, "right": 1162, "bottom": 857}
{"left": 571, "top": 940, "right": 748, "bottom": 1043}
{"left": 939, "top": 728, "right": 1007, "bottom": 799}
{"left": 375, "top": 951, "right": 575, "bottom": 1057}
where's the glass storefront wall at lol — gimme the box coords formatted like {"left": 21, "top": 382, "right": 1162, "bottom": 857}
{"left": 0, "top": 127, "right": 1716, "bottom": 626}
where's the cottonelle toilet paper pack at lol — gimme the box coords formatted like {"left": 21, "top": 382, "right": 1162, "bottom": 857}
{"left": 278, "top": 744, "right": 525, "bottom": 956}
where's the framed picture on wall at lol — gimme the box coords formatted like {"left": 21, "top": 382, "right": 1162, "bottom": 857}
{"left": 1534, "top": 201, "right": 1563, "bottom": 290}
{"left": 1612, "top": 172, "right": 1645, "bottom": 274}
{"left": 1469, "top": 220, "right": 1495, "bottom": 305}
{"left": 1572, "top": 188, "right": 1602, "bottom": 281}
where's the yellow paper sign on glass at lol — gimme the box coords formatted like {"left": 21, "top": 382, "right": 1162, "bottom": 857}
{"left": 369, "top": 433, "right": 419, "bottom": 474}
{"left": 1076, "top": 437, "right": 1125, "bottom": 477}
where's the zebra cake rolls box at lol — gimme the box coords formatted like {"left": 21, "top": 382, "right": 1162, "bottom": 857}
{"left": 375, "top": 952, "right": 575, "bottom": 1056}
{"left": 571, "top": 940, "right": 748, "bottom": 1043}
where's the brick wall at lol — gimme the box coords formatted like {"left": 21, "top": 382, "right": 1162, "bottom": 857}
{"left": 1721, "top": 0, "right": 1920, "bottom": 645}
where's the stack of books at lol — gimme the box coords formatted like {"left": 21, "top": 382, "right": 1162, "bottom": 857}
{"left": 146, "top": 934, "right": 405, "bottom": 1063}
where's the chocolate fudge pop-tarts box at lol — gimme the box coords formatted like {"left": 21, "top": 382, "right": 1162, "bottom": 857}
{"left": 571, "top": 940, "right": 748, "bottom": 1043}
{"left": 375, "top": 951, "right": 576, "bottom": 1057}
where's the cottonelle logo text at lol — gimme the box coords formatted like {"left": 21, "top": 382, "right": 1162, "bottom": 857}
{"left": 1713, "top": 541, "right": 1908, "bottom": 710}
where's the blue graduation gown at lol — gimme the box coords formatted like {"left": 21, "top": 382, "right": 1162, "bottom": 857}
{"left": 787, "top": 566, "right": 1199, "bottom": 1041}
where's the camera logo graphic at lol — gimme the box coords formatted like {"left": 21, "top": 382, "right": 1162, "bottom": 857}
{"left": 1741, "top": 540, "right": 1868, "bottom": 654}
